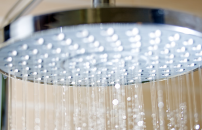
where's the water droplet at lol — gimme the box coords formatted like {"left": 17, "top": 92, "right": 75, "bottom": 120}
{"left": 112, "top": 99, "right": 119, "bottom": 105}
{"left": 35, "top": 118, "right": 40, "bottom": 123}
{"left": 127, "top": 97, "right": 131, "bottom": 101}
{"left": 123, "top": 116, "right": 126, "bottom": 119}
{"left": 82, "top": 123, "right": 87, "bottom": 127}
{"left": 195, "top": 124, "right": 200, "bottom": 129}
{"left": 115, "top": 84, "right": 120, "bottom": 89}
{"left": 138, "top": 121, "right": 144, "bottom": 126}
{"left": 115, "top": 125, "right": 119, "bottom": 128}
{"left": 158, "top": 102, "right": 164, "bottom": 108}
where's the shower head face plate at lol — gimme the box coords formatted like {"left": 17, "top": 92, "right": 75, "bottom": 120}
{"left": 1, "top": 24, "right": 202, "bottom": 85}
{"left": 0, "top": 7, "right": 202, "bottom": 86}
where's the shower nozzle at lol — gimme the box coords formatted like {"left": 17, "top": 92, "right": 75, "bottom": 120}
{"left": 0, "top": 7, "right": 202, "bottom": 86}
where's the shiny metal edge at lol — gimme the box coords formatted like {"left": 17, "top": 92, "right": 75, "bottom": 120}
{"left": 0, "top": 69, "right": 53, "bottom": 86}
{"left": 0, "top": 7, "right": 202, "bottom": 84}
{"left": 93, "top": 0, "right": 115, "bottom": 7}
{"left": 1, "top": 7, "right": 202, "bottom": 42}
{"left": 0, "top": 64, "right": 201, "bottom": 86}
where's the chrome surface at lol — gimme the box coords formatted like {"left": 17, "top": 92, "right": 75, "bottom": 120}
{"left": 1, "top": 7, "right": 202, "bottom": 43}
{"left": 0, "top": 7, "right": 202, "bottom": 85}
{"left": 93, "top": 0, "right": 115, "bottom": 7}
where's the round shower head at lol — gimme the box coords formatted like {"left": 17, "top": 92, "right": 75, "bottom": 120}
{"left": 0, "top": 7, "right": 202, "bottom": 86}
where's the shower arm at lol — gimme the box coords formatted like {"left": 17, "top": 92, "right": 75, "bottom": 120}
{"left": 93, "top": 0, "right": 115, "bottom": 7}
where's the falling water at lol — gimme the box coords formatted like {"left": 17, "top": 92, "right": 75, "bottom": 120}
{"left": 6, "top": 62, "right": 202, "bottom": 130}
{"left": 44, "top": 76, "right": 47, "bottom": 130}
{"left": 191, "top": 71, "right": 199, "bottom": 129}
{"left": 13, "top": 73, "right": 17, "bottom": 130}
{"left": 198, "top": 66, "right": 202, "bottom": 128}
{"left": 8, "top": 71, "right": 11, "bottom": 130}
{"left": 22, "top": 68, "right": 27, "bottom": 130}
{"left": 186, "top": 73, "right": 193, "bottom": 129}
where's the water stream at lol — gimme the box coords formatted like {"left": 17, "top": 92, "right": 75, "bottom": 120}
{"left": 7, "top": 68, "right": 202, "bottom": 130}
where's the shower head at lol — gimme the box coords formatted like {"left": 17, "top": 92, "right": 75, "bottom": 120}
{"left": 0, "top": 7, "right": 202, "bottom": 86}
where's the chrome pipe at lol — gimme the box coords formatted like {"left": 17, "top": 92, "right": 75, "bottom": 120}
{"left": 93, "top": 0, "right": 115, "bottom": 7}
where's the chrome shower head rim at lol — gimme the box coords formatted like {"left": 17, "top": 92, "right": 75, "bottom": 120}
{"left": 0, "top": 7, "right": 202, "bottom": 86}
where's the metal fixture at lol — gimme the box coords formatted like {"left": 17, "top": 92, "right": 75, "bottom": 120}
{"left": 1, "top": 1, "right": 202, "bottom": 130}
{"left": 93, "top": 0, "right": 115, "bottom": 7}
{"left": 0, "top": 0, "right": 202, "bottom": 86}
